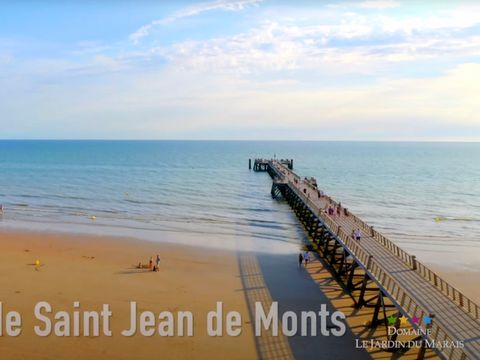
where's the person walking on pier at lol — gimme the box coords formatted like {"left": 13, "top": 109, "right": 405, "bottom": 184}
{"left": 298, "top": 253, "right": 303, "bottom": 267}
{"left": 354, "top": 229, "right": 362, "bottom": 242}
{"left": 328, "top": 206, "right": 335, "bottom": 216}
{"left": 303, "top": 251, "right": 310, "bottom": 267}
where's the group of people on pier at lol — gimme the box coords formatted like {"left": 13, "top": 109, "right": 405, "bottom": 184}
{"left": 290, "top": 166, "right": 366, "bottom": 266}
{"left": 298, "top": 250, "right": 310, "bottom": 267}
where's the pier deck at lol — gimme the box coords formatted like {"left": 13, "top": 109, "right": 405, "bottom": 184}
{"left": 252, "top": 159, "right": 480, "bottom": 360}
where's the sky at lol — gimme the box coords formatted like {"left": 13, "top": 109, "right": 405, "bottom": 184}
{"left": 0, "top": 0, "right": 479, "bottom": 141}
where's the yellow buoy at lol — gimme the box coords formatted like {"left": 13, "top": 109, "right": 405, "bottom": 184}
{"left": 35, "top": 259, "right": 40, "bottom": 266}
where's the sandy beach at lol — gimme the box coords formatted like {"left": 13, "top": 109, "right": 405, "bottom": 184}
{"left": 0, "top": 231, "right": 257, "bottom": 360}
{"left": 1, "top": 229, "right": 478, "bottom": 360}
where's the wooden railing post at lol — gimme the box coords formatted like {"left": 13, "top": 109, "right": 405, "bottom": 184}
{"left": 366, "top": 255, "right": 373, "bottom": 270}
{"left": 412, "top": 255, "right": 417, "bottom": 270}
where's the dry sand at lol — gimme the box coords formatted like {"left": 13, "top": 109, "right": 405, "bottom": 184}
{"left": 0, "top": 231, "right": 257, "bottom": 360}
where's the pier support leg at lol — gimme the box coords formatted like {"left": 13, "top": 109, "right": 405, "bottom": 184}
{"left": 417, "top": 341, "right": 427, "bottom": 360}
{"left": 387, "top": 312, "right": 402, "bottom": 353}
{"left": 347, "top": 262, "right": 357, "bottom": 290}
{"left": 356, "top": 273, "right": 370, "bottom": 308}
{"left": 370, "top": 290, "right": 385, "bottom": 328}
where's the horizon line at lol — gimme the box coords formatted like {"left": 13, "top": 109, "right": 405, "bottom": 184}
{"left": 0, "top": 139, "right": 479, "bottom": 143}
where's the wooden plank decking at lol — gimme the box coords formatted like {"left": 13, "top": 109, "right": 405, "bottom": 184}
{"left": 260, "top": 159, "right": 480, "bottom": 360}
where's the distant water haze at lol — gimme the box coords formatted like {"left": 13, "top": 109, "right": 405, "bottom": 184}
{"left": 0, "top": 140, "right": 479, "bottom": 270}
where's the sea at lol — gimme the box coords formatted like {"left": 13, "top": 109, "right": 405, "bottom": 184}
{"left": 0, "top": 140, "right": 479, "bottom": 270}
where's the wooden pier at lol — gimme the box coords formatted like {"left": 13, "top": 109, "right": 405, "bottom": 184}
{"left": 251, "top": 158, "right": 293, "bottom": 171}
{"left": 251, "top": 158, "right": 480, "bottom": 360}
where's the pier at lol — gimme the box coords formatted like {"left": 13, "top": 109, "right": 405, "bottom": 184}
{"left": 251, "top": 158, "right": 480, "bottom": 360}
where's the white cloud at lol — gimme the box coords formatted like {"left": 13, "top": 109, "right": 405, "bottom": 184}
{"left": 129, "top": 0, "right": 262, "bottom": 43}
{"left": 126, "top": 2, "right": 480, "bottom": 75}
{"left": 359, "top": 0, "right": 401, "bottom": 9}
{"left": 2, "top": 2, "right": 480, "bottom": 140}
{"left": 2, "top": 57, "right": 479, "bottom": 140}
{"left": 154, "top": 18, "right": 480, "bottom": 75}
{"left": 377, "top": 4, "right": 480, "bottom": 34}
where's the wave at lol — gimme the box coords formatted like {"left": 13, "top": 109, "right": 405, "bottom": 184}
{"left": 433, "top": 216, "right": 480, "bottom": 223}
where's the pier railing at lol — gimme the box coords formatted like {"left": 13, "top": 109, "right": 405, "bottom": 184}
{"left": 345, "top": 209, "right": 479, "bottom": 321}
{"left": 276, "top": 161, "right": 480, "bottom": 322}
{"left": 302, "top": 177, "right": 415, "bottom": 268}
{"left": 288, "top": 182, "right": 471, "bottom": 360}
{"left": 416, "top": 262, "right": 479, "bottom": 320}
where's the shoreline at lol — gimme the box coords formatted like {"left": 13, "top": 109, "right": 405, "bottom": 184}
{"left": 0, "top": 220, "right": 300, "bottom": 255}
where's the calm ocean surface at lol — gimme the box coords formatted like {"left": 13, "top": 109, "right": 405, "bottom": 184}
{"left": 0, "top": 141, "right": 479, "bottom": 270}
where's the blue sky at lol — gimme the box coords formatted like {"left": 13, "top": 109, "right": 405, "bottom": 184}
{"left": 1, "top": 0, "right": 479, "bottom": 140}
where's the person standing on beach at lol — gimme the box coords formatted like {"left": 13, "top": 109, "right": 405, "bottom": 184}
{"left": 155, "top": 254, "right": 161, "bottom": 272}
{"left": 298, "top": 253, "right": 303, "bottom": 267}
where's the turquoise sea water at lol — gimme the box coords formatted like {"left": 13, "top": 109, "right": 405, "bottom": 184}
{"left": 0, "top": 141, "right": 479, "bottom": 270}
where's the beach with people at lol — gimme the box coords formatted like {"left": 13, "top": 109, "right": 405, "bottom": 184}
{"left": 0, "top": 230, "right": 258, "bottom": 359}
{"left": 0, "top": 229, "right": 384, "bottom": 359}
{"left": 1, "top": 228, "right": 479, "bottom": 360}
